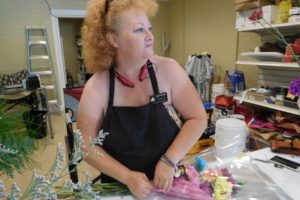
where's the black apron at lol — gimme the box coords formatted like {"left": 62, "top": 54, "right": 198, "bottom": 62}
{"left": 101, "top": 61, "right": 180, "bottom": 183}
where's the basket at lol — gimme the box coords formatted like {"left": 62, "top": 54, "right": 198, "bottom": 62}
{"left": 23, "top": 110, "right": 47, "bottom": 139}
{"left": 245, "top": 91, "right": 299, "bottom": 110}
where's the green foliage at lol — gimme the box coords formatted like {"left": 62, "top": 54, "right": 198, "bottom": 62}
{"left": 56, "top": 182, "right": 130, "bottom": 199}
{"left": 0, "top": 100, "right": 40, "bottom": 177}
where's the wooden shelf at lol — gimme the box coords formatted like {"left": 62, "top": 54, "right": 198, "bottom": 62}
{"left": 234, "top": 95, "right": 300, "bottom": 116}
{"left": 236, "top": 61, "right": 300, "bottom": 68}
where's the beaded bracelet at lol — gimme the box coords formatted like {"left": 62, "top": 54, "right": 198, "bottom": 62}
{"left": 160, "top": 154, "right": 177, "bottom": 170}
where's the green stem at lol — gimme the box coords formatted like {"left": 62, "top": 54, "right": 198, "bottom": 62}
{"left": 260, "top": 18, "right": 300, "bottom": 65}
{"left": 20, "top": 172, "right": 36, "bottom": 200}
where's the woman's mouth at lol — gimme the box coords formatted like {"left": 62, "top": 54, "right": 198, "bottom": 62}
{"left": 146, "top": 44, "right": 152, "bottom": 48}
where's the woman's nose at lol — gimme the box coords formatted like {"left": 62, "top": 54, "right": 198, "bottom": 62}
{"left": 145, "top": 30, "right": 153, "bottom": 41}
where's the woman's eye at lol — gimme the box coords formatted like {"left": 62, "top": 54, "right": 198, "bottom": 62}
{"left": 148, "top": 27, "right": 152, "bottom": 32}
{"left": 135, "top": 28, "right": 144, "bottom": 33}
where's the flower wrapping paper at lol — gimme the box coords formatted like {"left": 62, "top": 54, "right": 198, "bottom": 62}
{"left": 150, "top": 149, "right": 291, "bottom": 200}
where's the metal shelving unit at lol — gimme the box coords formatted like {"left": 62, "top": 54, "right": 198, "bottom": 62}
{"left": 234, "top": 94, "right": 300, "bottom": 116}
{"left": 235, "top": 21, "right": 300, "bottom": 115}
{"left": 236, "top": 60, "right": 300, "bottom": 68}
{"left": 237, "top": 21, "right": 300, "bottom": 34}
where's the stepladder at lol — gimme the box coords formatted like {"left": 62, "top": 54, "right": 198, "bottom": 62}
{"left": 25, "top": 26, "right": 59, "bottom": 113}
{"left": 26, "top": 26, "right": 57, "bottom": 138}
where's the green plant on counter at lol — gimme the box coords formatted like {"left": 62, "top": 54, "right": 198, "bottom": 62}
{"left": 0, "top": 100, "right": 41, "bottom": 178}
{"left": 0, "top": 129, "right": 129, "bottom": 199}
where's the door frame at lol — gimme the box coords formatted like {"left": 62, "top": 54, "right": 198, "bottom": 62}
{"left": 51, "top": 9, "right": 86, "bottom": 111}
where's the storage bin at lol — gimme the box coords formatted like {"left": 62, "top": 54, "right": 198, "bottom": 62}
{"left": 234, "top": 0, "right": 273, "bottom": 12}
{"left": 247, "top": 90, "right": 273, "bottom": 101}
{"left": 236, "top": 5, "right": 277, "bottom": 29}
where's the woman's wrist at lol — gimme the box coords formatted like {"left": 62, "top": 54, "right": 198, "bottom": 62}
{"left": 160, "top": 154, "right": 178, "bottom": 170}
{"left": 119, "top": 168, "right": 132, "bottom": 186}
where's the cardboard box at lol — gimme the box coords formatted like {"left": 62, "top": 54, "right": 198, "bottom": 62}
{"left": 236, "top": 5, "right": 277, "bottom": 29}
{"left": 235, "top": 0, "right": 274, "bottom": 12}
{"left": 187, "top": 139, "right": 214, "bottom": 154}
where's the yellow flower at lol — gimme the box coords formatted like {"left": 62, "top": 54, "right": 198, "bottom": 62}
{"left": 213, "top": 177, "right": 233, "bottom": 200}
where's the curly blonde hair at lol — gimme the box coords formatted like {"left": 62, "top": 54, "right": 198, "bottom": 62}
{"left": 82, "top": 0, "right": 158, "bottom": 73}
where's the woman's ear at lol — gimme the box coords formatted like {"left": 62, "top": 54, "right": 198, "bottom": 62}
{"left": 106, "top": 32, "right": 118, "bottom": 48}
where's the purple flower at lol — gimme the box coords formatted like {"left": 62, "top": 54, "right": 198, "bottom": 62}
{"left": 289, "top": 78, "right": 300, "bottom": 96}
{"left": 221, "top": 168, "right": 237, "bottom": 185}
{"left": 199, "top": 181, "right": 213, "bottom": 196}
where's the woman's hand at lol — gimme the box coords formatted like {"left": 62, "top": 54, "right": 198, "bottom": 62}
{"left": 124, "top": 170, "right": 153, "bottom": 199}
{"left": 154, "top": 160, "right": 175, "bottom": 192}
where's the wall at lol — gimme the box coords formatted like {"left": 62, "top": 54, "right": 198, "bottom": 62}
{"left": 168, "top": 0, "right": 185, "bottom": 65}
{"left": 151, "top": 1, "right": 171, "bottom": 56}
{"left": 0, "top": 0, "right": 88, "bottom": 73}
{"left": 236, "top": 32, "right": 261, "bottom": 88}
{"left": 0, "top": 0, "right": 170, "bottom": 106}
{"left": 0, "top": 0, "right": 89, "bottom": 106}
{"left": 0, "top": 0, "right": 260, "bottom": 101}
{"left": 167, "top": 0, "right": 260, "bottom": 87}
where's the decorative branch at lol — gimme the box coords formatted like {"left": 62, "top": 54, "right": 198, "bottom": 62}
{"left": 0, "top": 129, "right": 123, "bottom": 200}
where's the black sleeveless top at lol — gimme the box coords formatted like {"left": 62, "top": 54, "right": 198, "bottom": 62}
{"left": 101, "top": 61, "right": 180, "bottom": 182}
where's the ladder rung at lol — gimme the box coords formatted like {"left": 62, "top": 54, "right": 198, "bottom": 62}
{"left": 27, "top": 26, "right": 57, "bottom": 110}
{"left": 30, "top": 55, "right": 49, "bottom": 60}
{"left": 33, "top": 71, "right": 52, "bottom": 75}
{"left": 26, "top": 26, "right": 45, "bottom": 30}
{"left": 29, "top": 41, "right": 47, "bottom": 46}
{"left": 48, "top": 100, "right": 57, "bottom": 104}
{"left": 44, "top": 85, "right": 55, "bottom": 90}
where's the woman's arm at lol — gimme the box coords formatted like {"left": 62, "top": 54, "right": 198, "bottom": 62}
{"left": 77, "top": 71, "right": 153, "bottom": 198}
{"left": 77, "top": 72, "right": 129, "bottom": 183}
{"left": 153, "top": 57, "right": 207, "bottom": 191}
{"left": 165, "top": 59, "right": 207, "bottom": 164}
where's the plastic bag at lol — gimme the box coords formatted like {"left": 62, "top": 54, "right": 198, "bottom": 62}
{"left": 151, "top": 147, "right": 291, "bottom": 200}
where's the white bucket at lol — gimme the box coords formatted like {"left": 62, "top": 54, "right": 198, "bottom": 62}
{"left": 215, "top": 118, "right": 248, "bottom": 161}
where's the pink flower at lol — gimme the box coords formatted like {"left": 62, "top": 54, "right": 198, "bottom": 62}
{"left": 185, "top": 165, "right": 200, "bottom": 184}
{"left": 247, "top": 8, "right": 300, "bottom": 65}
{"left": 199, "top": 181, "right": 213, "bottom": 196}
{"left": 248, "top": 8, "right": 263, "bottom": 21}
{"left": 154, "top": 166, "right": 239, "bottom": 200}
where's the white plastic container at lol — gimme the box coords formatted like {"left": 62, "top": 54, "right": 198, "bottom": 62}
{"left": 215, "top": 118, "right": 248, "bottom": 161}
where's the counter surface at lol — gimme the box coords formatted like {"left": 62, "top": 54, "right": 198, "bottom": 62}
{"left": 101, "top": 148, "right": 300, "bottom": 200}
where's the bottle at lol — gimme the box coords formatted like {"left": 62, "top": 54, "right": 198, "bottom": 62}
{"left": 276, "top": 0, "right": 292, "bottom": 24}
{"left": 230, "top": 69, "right": 246, "bottom": 94}
{"left": 224, "top": 70, "right": 233, "bottom": 96}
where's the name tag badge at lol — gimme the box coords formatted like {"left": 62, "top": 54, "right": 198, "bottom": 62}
{"left": 150, "top": 92, "right": 168, "bottom": 104}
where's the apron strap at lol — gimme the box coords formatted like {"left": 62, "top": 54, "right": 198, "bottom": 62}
{"left": 147, "top": 60, "right": 160, "bottom": 95}
{"left": 108, "top": 60, "right": 160, "bottom": 108}
{"left": 108, "top": 67, "right": 115, "bottom": 109}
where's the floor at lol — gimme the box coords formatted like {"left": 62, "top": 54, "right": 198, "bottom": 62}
{"left": 2, "top": 112, "right": 98, "bottom": 192}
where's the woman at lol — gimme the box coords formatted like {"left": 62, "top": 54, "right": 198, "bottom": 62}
{"left": 77, "top": 0, "right": 207, "bottom": 198}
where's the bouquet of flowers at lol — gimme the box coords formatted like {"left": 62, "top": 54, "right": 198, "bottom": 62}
{"left": 155, "top": 157, "right": 242, "bottom": 200}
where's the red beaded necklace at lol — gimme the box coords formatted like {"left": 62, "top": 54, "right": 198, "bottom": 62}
{"left": 114, "top": 64, "right": 148, "bottom": 88}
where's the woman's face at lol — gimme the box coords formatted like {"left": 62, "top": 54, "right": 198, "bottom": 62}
{"left": 112, "top": 8, "right": 154, "bottom": 61}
